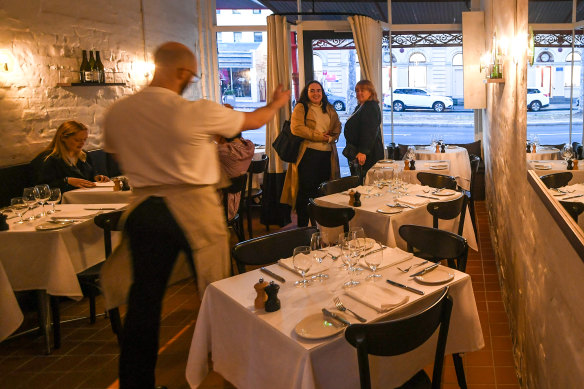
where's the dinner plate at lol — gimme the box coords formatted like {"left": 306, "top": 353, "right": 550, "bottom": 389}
{"left": 378, "top": 160, "right": 394, "bottom": 164}
{"left": 35, "top": 220, "right": 74, "bottom": 231}
{"left": 534, "top": 165, "right": 552, "bottom": 170}
{"left": 447, "top": 145, "right": 458, "bottom": 149}
{"left": 294, "top": 313, "right": 344, "bottom": 340}
{"left": 433, "top": 189, "right": 457, "bottom": 196}
{"left": 414, "top": 268, "right": 455, "bottom": 285}
{"left": 429, "top": 165, "right": 448, "bottom": 170}
{"left": 376, "top": 207, "right": 403, "bottom": 214}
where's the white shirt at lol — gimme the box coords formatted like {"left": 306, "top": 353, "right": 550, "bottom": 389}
{"left": 103, "top": 87, "right": 245, "bottom": 187}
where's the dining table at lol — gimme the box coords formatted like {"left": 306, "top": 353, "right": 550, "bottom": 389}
{"left": 526, "top": 147, "right": 560, "bottom": 161}
{"left": 364, "top": 160, "right": 452, "bottom": 186}
{"left": 415, "top": 146, "right": 472, "bottom": 190}
{"left": 61, "top": 182, "right": 134, "bottom": 204}
{"left": 315, "top": 183, "right": 478, "bottom": 251}
{"left": 0, "top": 260, "right": 23, "bottom": 342}
{"left": 528, "top": 160, "right": 584, "bottom": 183}
{"left": 185, "top": 251, "right": 484, "bottom": 389}
{"left": 0, "top": 203, "right": 126, "bottom": 352}
{"left": 549, "top": 182, "right": 584, "bottom": 228}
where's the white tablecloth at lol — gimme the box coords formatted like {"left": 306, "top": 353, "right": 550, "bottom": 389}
{"left": 186, "top": 258, "right": 484, "bottom": 389}
{"left": 0, "top": 203, "right": 125, "bottom": 298}
{"left": 364, "top": 160, "right": 452, "bottom": 186}
{"left": 315, "top": 184, "right": 478, "bottom": 251}
{"left": 62, "top": 182, "right": 134, "bottom": 204}
{"left": 528, "top": 160, "right": 584, "bottom": 184}
{"left": 415, "top": 147, "right": 471, "bottom": 190}
{"left": 526, "top": 147, "right": 560, "bottom": 161}
{"left": 0, "top": 261, "right": 23, "bottom": 341}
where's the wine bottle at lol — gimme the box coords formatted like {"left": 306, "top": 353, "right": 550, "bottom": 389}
{"left": 88, "top": 51, "right": 96, "bottom": 83}
{"left": 95, "top": 51, "right": 105, "bottom": 83}
{"left": 80, "top": 50, "right": 89, "bottom": 83}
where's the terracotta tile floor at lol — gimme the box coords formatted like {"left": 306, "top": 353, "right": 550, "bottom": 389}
{"left": 0, "top": 202, "right": 519, "bottom": 388}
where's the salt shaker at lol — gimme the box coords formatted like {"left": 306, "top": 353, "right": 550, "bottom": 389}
{"left": 409, "top": 160, "right": 416, "bottom": 170}
{"left": 348, "top": 190, "right": 355, "bottom": 206}
{"left": 264, "top": 281, "right": 280, "bottom": 312}
{"left": 353, "top": 191, "right": 361, "bottom": 207}
{"left": 254, "top": 278, "right": 269, "bottom": 309}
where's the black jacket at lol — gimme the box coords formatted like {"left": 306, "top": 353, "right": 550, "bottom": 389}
{"left": 343, "top": 100, "right": 384, "bottom": 171}
{"left": 35, "top": 152, "right": 97, "bottom": 193}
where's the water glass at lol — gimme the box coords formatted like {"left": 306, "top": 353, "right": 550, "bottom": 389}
{"left": 310, "top": 231, "right": 329, "bottom": 279}
{"left": 47, "top": 188, "right": 62, "bottom": 213}
{"left": 34, "top": 184, "right": 50, "bottom": 216}
{"left": 365, "top": 242, "right": 383, "bottom": 281}
{"left": 293, "top": 246, "right": 312, "bottom": 287}
{"left": 10, "top": 197, "right": 28, "bottom": 224}
{"left": 561, "top": 144, "right": 574, "bottom": 161}
{"left": 22, "top": 187, "right": 38, "bottom": 220}
{"left": 344, "top": 234, "right": 361, "bottom": 288}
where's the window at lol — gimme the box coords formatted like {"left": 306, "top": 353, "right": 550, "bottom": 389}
{"left": 453, "top": 53, "right": 463, "bottom": 66}
{"left": 253, "top": 9, "right": 261, "bottom": 14}
{"left": 254, "top": 32, "right": 263, "bottom": 43}
{"left": 565, "top": 51, "right": 581, "bottom": 87}
{"left": 408, "top": 53, "right": 427, "bottom": 88}
{"left": 234, "top": 32, "right": 242, "bottom": 43}
{"left": 232, "top": 10, "right": 241, "bottom": 14}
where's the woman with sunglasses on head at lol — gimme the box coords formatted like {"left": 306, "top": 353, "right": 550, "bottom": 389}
{"left": 281, "top": 80, "right": 341, "bottom": 227}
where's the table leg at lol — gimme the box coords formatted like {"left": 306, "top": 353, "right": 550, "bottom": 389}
{"left": 36, "top": 290, "right": 52, "bottom": 355}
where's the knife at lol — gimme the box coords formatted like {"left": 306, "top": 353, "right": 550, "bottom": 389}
{"left": 386, "top": 279, "right": 425, "bottom": 295}
{"left": 409, "top": 263, "right": 440, "bottom": 277}
{"left": 416, "top": 194, "right": 440, "bottom": 200}
{"left": 260, "top": 267, "right": 286, "bottom": 283}
{"left": 561, "top": 194, "right": 584, "bottom": 200}
{"left": 322, "top": 308, "right": 350, "bottom": 326}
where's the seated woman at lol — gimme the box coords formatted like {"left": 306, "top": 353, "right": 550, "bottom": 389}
{"left": 34, "top": 120, "right": 110, "bottom": 192}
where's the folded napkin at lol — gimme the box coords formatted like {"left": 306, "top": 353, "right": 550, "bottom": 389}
{"left": 94, "top": 182, "right": 115, "bottom": 187}
{"left": 345, "top": 284, "right": 409, "bottom": 312}
{"left": 427, "top": 163, "right": 449, "bottom": 169}
{"left": 395, "top": 195, "right": 428, "bottom": 207}
{"left": 344, "top": 185, "right": 381, "bottom": 196}
{"left": 51, "top": 210, "right": 98, "bottom": 219}
{"left": 278, "top": 255, "right": 330, "bottom": 277}
{"left": 534, "top": 163, "right": 552, "bottom": 170}
{"left": 359, "top": 247, "right": 414, "bottom": 270}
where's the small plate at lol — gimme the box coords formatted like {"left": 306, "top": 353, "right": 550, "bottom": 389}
{"left": 534, "top": 165, "right": 552, "bottom": 170}
{"left": 35, "top": 220, "right": 74, "bottom": 231}
{"left": 377, "top": 207, "right": 403, "bottom": 214}
{"left": 414, "top": 268, "right": 455, "bottom": 285}
{"left": 447, "top": 145, "right": 458, "bottom": 149}
{"left": 294, "top": 313, "right": 344, "bottom": 339}
{"left": 429, "top": 165, "right": 448, "bottom": 170}
{"left": 433, "top": 189, "right": 457, "bottom": 196}
{"left": 378, "top": 160, "right": 394, "bottom": 164}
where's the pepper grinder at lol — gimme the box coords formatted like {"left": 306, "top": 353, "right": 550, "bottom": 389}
{"left": 254, "top": 278, "right": 269, "bottom": 309}
{"left": 440, "top": 143, "right": 446, "bottom": 153}
{"left": 348, "top": 190, "right": 355, "bottom": 206}
{"left": 353, "top": 191, "right": 361, "bottom": 207}
{"left": 403, "top": 160, "right": 410, "bottom": 170}
{"left": 435, "top": 143, "right": 440, "bottom": 153}
{"left": 567, "top": 159, "right": 574, "bottom": 170}
{"left": 409, "top": 160, "right": 416, "bottom": 170}
{"left": 264, "top": 281, "right": 280, "bottom": 312}
{"left": 0, "top": 213, "right": 9, "bottom": 231}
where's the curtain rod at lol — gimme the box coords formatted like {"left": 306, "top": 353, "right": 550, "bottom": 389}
{"left": 275, "top": 11, "right": 374, "bottom": 18}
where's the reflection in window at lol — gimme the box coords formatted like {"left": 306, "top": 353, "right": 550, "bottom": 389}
{"left": 408, "top": 53, "right": 427, "bottom": 87}
{"left": 254, "top": 32, "right": 263, "bottom": 42}
{"left": 453, "top": 53, "right": 463, "bottom": 66}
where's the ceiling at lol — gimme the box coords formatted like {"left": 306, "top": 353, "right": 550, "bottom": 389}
{"left": 216, "top": 0, "right": 584, "bottom": 24}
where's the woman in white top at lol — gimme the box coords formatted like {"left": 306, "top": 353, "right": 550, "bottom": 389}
{"left": 281, "top": 80, "right": 341, "bottom": 226}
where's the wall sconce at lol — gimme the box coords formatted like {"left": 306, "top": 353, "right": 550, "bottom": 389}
{"left": 479, "top": 31, "right": 507, "bottom": 82}
{"left": 132, "top": 60, "right": 155, "bottom": 80}
{"left": 0, "top": 50, "right": 14, "bottom": 72}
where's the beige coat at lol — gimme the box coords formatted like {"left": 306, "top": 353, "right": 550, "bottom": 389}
{"left": 280, "top": 103, "right": 341, "bottom": 208}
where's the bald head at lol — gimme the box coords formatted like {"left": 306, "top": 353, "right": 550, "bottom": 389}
{"left": 150, "top": 41, "right": 197, "bottom": 94}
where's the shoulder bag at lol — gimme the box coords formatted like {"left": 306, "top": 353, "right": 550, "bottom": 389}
{"left": 272, "top": 103, "right": 308, "bottom": 163}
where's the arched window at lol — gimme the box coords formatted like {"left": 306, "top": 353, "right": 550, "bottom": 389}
{"left": 566, "top": 51, "right": 581, "bottom": 63}
{"left": 565, "top": 51, "right": 581, "bottom": 87}
{"left": 452, "top": 53, "right": 463, "bottom": 66}
{"left": 408, "top": 53, "right": 427, "bottom": 87}
{"left": 537, "top": 51, "right": 553, "bottom": 63}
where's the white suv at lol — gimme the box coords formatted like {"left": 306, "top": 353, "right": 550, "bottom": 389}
{"left": 527, "top": 88, "right": 550, "bottom": 111}
{"left": 384, "top": 88, "right": 453, "bottom": 112}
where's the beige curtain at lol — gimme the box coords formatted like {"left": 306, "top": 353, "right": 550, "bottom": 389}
{"left": 348, "top": 15, "right": 384, "bottom": 144}
{"left": 266, "top": 14, "right": 292, "bottom": 174}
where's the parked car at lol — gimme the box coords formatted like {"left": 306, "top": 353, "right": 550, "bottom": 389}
{"left": 527, "top": 88, "right": 550, "bottom": 111}
{"left": 383, "top": 88, "right": 453, "bottom": 112}
{"left": 325, "top": 92, "right": 346, "bottom": 111}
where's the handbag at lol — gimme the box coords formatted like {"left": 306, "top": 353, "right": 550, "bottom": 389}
{"left": 272, "top": 102, "right": 308, "bottom": 163}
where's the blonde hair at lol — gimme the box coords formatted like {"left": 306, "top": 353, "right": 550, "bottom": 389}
{"left": 355, "top": 80, "right": 379, "bottom": 103}
{"left": 45, "top": 121, "right": 88, "bottom": 164}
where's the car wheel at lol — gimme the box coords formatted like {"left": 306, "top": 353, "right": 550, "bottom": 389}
{"left": 433, "top": 102, "right": 445, "bottom": 112}
{"left": 333, "top": 101, "right": 345, "bottom": 111}
{"left": 393, "top": 101, "right": 404, "bottom": 112}
{"left": 529, "top": 101, "right": 541, "bottom": 112}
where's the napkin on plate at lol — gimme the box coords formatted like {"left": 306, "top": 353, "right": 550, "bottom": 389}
{"left": 52, "top": 210, "right": 98, "bottom": 219}
{"left": 359, "top": 247, "right": 414, "bottom": 270}
{"left": 278, "top": 256, "right": 330, "bottom": 277}
{"left": 395, "top": 195, "right": 428, "bottom": 207}
{"left": 534, "top": 163, "right": 552, "bottom": 170}
{"left": 428, "top": 162, "right": 449, "bottom": 169}
{"left": 345, "top": 283, "right": 409, "bottom": 312}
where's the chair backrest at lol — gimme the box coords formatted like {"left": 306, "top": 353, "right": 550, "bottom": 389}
{"left": 539, "top": 172, "right": 573, "bottom": 189}
{"left": 246, "top": 154, "right": 268, "bottom": 200}
{"left": 222, "top": 174, "right": 248, "bottom": 221}
{"left": 345, "top": 287, "right": 453, "bottom": 389}
{"left": 232, "top": 226, "right": 318, "bottom": 274}
{"left": 426, "top": 194, "right": 467, "bottom": 236}
{"left": 318, "top": 176, "right": 360, "bottom": 196}
{"left": 307, "top": 198, "right": 355, "bottom": 232}
{"left": 559, "top": 200, "right": 584, "bottom": 222}
{"left": 399, "top": 225, "right": 468, "bottom": 271}
{"left": 469, "top": 154, "right": 481, "bottom": 196}
{"left": 94, "top": 210, "right": 125, "bottom": 257}
{"left": 572, "top": 142, "right": 583, "bottom": 160}
{"left": 416, "top": 172, "right": 458, "bottom": 190}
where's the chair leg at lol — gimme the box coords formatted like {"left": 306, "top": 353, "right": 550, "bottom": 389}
{"left": 469, "top": 198, "right": 477, "bottom": 236}
{"left": 453, "top": 353, "right": 468, "bottom": 389}
{"left": 247, "top": 205, "right": 253, "bottom": 239}
{"left": 49, "top": 296, "right": 61, "bottom": 350}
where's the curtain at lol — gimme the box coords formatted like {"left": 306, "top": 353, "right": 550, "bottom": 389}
{"left": 261, "top": 15, "right": 293, "bottom": 227}
{"left": 348, "top": 15, "right": 384, "bottom": 145}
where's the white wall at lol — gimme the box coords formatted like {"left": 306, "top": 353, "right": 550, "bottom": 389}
{"left": 0, "top": 0, "right": 199, "bottom": 166}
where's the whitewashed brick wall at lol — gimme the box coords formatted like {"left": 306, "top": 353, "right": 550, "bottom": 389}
{"left": 0, "top": 0, "right": 200, "bottom": 166}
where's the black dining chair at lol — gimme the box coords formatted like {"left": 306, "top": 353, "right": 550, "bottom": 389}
{"left": 222, "top": 173, "right": 248, "bottom": 242}
{"left": 307, "top": 198, "right": 355, "bottom": 233}
{"left": 318, "top": 176, "right": 360, "bottom": 196}
{"left": 539, "top": 172, "right": 573, "bottom": 189}
{"left": 245, "top": 154, "right": 269, "bottom": 238}
{"left": 467, "top": 154, "right": 481, "bottom": 233}
{"left": 231, "top": 226, "right": 318, "bottom": 274}
{"left": 559, "top": 200, "right": 584, "bottom": 223}
{"left": 345, "top": 287, "right": 453, "bottom": 389}
{"left": 426, "top": 193, "right": 468, "bottom": 236}
{"left": 417, "top": 172, "right": 458, "bottom": 190}
{"left": 398, "top": 224, "right": 469, "bottom": 388}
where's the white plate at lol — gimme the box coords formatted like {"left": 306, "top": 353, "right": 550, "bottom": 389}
{"left": 35, "top": 220, "right": 75, "bottom": 231}
{"left": 433, "top": 189, "right": 457, "bottom": 196}
{"left": 294, "top": 313, "right": 344, "bottom": 339}
{"left": 378, "top": 160, "right": 394, "bottom": 164}
{"left": 414, "top": 268, "right": 455, "bottom": 285}
{"left": 376, "top": 207, "right": 403, "bottom": 214}
{"left": 447, "top": 145, "right": 458, "bottom": 149}
{"left": 429, "top": 165, "right": 448, "bottom": 170}
{"left": 534, "top": 165, "right": 552, "bottom": 170}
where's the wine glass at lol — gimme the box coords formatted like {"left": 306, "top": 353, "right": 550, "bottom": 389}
{"left": 293, "top": 246, "right": 312, "bottom": 287}
{"left": 561, "top": 144, "right": 574, "bottom": 162}
{"left": 47, "top": 188, "right": 62, "bottom": 213}
{"left": 310, "top": 231, "right": 329, "bottom": 279}
{"left": 365, "top": 242, "right": 383, "bottom": 281}
{"left": 10, "top": 197, "right": 28, "bottom": 224}
{"left": 22, "top": 187, "right": 38, "bottom": 220}
{"left": 344, "top": 231, "right": 361, "bottom": 288}
{"left": 34, "top": 184, "right": 50, "bottom": 216}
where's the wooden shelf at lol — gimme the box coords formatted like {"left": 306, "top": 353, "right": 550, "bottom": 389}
{"left": 57, "top": 82, "right": 126, "bottom": 87}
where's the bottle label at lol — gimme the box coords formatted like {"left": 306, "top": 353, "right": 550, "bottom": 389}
{"left": 85, "top": 71, "right": 93, "bottom": 82}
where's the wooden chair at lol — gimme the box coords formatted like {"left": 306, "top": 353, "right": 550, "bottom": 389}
{"left": 559, "top": 200, "right": 584, "bottom": 222}
{"left": 467, "top": 154, "right": 481, "bottom": 233}
{"left": 398, "top": 225, "right": 469, "bottom": 388}
{"left": 426, "top": 194, "right": 468, "bottom": 236}
{"left": 318, "top": 176, "right": 360, "bottom": 196}
{"left": 307, "top": 198, "right": 355, "bottom": 233}
{"left": 540, "top": 172, "right": 573, "bottom": 189}
{"left": 245, "top": 154, "right": 269, "bottom": 238}
{"left": 222, "top": 174, "right": 248, "bottom": 242}
{"left": 231, "top": 226, "right": 318, "bottom": 274}
{"left": 345, "top": 287, "right": 453, "bottom": 389}
{"left": 416, "top": 172, "right": 458, "bottom": 190}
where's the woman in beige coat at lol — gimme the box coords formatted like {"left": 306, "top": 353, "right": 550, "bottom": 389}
{"left": 281, "top": 80, "right": 341, "bottom": 226}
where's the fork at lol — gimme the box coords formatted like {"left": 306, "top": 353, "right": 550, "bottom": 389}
{"left": 397, "top": 260, "right": 429, "bottom": 273}
{"left": 334, "top": 297, "right": 367, "bottom": 322}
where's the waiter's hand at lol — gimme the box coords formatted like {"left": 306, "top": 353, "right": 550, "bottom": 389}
{"left": 271, "top": 84, "right": 291, "bottom": 109}
{"left": 356, "top": 152, "right": 366, "bottom": 166}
